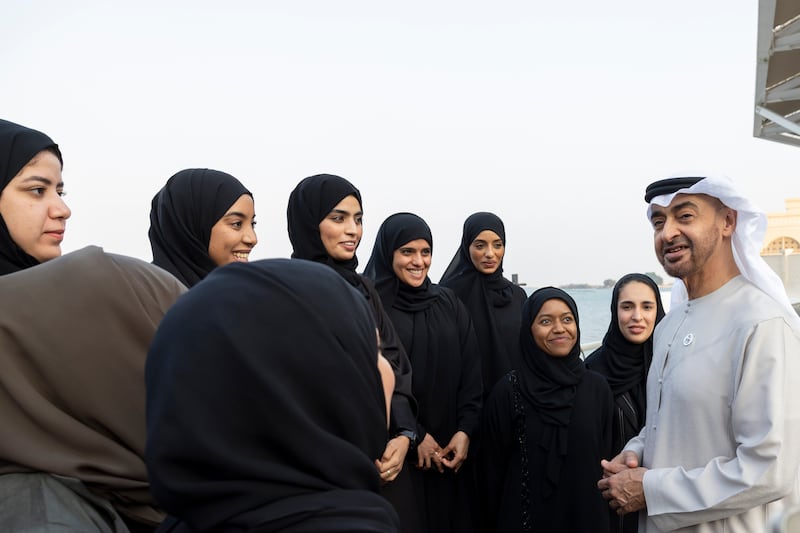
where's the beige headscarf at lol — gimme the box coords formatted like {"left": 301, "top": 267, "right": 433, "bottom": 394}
{"left": 0, "top": 246, "right": 186, "bottom": 525}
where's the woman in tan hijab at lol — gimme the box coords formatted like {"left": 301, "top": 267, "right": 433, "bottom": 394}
{"left": 0, "top": 246, "right": 186, "bottom": 532}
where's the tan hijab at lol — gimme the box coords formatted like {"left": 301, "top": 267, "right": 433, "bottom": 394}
{"left": 0, "top": 245, "right": 186, "bottom": 525}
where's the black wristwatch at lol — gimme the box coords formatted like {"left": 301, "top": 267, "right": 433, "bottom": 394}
{"left": 395, "top": 430, "right": 417, "bottom": 450}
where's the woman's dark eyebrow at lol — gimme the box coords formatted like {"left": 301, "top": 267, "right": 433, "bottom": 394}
{"left": 21, "top": 175, "right": 60, "bottom": 187}
{"left": 330, "top": 208, "right": 363, "bottom": 216}
{"left": 618, "top": 300, "right": 654, "bottom": 306}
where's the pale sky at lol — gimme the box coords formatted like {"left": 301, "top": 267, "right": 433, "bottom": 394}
{"left": 2, "top": 0, "right": 797, "bottom": 287}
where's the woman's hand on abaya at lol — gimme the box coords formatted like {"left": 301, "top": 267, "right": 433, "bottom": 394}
{"left": 375, "top": 436, "right": 410, "bottom": 484}
{"left": 416, "top": 434, "right": 444, "bottom": 473}
{"left": 440, "top": 431, "right": 469, "bottom": 473}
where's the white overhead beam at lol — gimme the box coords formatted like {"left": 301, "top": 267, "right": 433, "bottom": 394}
{"left": 757, "top": 106, "right": 800, "bottom": 136}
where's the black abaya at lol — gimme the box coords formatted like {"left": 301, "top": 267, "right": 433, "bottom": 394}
{"left": 482, "top": 370, "right": 613, "bottom": 532}
{"left": 584, "top": 273, "right": 665, "bottom": 533}
{"left": 480, "top": 287, "right": 614, "bottom": 533}
{"left": 364, "top": 212, "right": 482, "bottom": 533}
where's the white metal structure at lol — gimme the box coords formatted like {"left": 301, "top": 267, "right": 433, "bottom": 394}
{"left": 754, "top": 0, "right": 800, "bottom": 147}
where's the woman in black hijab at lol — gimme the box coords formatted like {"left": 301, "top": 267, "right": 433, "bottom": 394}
{"left": 440, "top": 212, "right": 526, "bottom": 400}
{"left": 149, "top": 168, "right": 256, "bottom": 288}
{"left": 287, "top": 174, "right": 416, "bottom": 486}
{"left": 584, "top": 274, "right": 665, "bottom": 533}
{"left": 0, "top": 118, "right": 70, "bottom": 275}
{"left": 145, "top": 258, "right": 400, "bottom": 532}
{"left": 481, "top": 287, "right": 613, "bottom": 533}
{"left": 364, "top": 212, "right": 482, "bottom": 533}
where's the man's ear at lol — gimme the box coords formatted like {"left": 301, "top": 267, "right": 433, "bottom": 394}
{"left": 721, "top": 207, "right": 737, "bottom": 237}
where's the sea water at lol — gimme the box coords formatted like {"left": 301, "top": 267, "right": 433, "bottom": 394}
{"left": 523, "top": 287, "right": 672, "bottom": 347}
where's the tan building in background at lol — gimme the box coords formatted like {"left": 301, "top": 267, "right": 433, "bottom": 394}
{"left": 761, "top": 198, "right": 800, "bottom": 300}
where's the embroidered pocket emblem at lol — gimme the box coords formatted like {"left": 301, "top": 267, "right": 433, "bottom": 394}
{"left": 683, "top": 333, "right": 694, "bottom": 346}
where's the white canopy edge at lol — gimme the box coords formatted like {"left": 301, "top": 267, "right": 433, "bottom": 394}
{"left": 754, "top": 0, "right": 800, "bottom": 147}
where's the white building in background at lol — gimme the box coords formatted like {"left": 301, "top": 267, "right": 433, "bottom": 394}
{"left": 762, "top": 198, "right": 800, "bottom": 300}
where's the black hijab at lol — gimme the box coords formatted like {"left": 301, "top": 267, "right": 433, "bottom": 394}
{"left": 287, "top": 173, "right": 363, "bottom": 287}
{"left": 440, "top": 212, "right": 525, "bottom": 393}
{"left": 148, "top": 168, "right": 251, "bottom": 288}
{"left": 363, "top": 212, "right": 440, "bottom": 312}
{"left": 585, "top": 274, "right": 665, "bottom": 415}
{"left": 441, "top": 212, "right": 512, "bottom": 286}
{"left": 146, "top": 258, "right": 398, "bottom": 532}
{"left": 517, "top": 287, "right": 584, "bottom": 497}
{"left": 0, "top": 119, "right": 63, "bottom": 275}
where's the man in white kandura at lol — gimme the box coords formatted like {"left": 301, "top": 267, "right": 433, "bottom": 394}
{"left": 597, "top": 174, "right": 800, "bottom": 532}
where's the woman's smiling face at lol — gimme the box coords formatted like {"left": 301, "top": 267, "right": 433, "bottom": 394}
{"left": 530, "top": 298, "right": 577, "bottom": 357}
{"left": 318, "top": 195, "right": 363, "bottom": 261}
{"left": 392, "top": 239, "right": 432, "bottom": 288}
{"left": 207, "top": 194, "right": 257, "bottom": 266}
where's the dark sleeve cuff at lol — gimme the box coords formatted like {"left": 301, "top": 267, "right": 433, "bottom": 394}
{"left": 389, "top": 394, "right": 416, "bottom": 435}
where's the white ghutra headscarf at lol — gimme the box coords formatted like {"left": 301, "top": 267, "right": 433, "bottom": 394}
{"left": 646, "top": 173, "right": 800, "bottom": 329}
